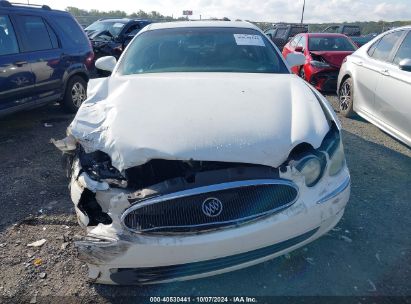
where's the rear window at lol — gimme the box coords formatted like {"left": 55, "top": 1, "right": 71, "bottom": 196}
{"left": 52, "top": 16, "right": 89, "bottom": 48}
{"left": 342, "top": 27, "right": 360, "bottom": 36}
{"left": 308, "top": 36, "right": 357, "bottom": 51}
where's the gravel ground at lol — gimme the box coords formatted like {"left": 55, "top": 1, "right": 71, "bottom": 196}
{"left": 0, "top": 96, "right": 410, "bottom": 303}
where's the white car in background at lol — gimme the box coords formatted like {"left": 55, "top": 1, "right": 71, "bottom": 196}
{"left": 337, "top": 26, "right": 411, "bottom": 146}
{"left": 54, "top": 21, "right": 350, "bottom": 285}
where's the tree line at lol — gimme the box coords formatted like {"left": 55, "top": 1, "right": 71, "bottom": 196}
{"left": 66, "top": 7, "right": 411, "bottom": 35}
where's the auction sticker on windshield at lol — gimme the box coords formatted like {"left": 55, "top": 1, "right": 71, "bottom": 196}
{"left": 234, "top": 34, "right": 265, "bottom": 46}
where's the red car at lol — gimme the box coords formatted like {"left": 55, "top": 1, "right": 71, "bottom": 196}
{"left": 282, "top": 33, "right": 357, "bottom": 91}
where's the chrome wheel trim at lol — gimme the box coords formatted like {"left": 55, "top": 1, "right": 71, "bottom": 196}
{"left": 71, "top": 82, "right": 86, "bottom": 107}
{"left": 339, "top": 81, "right": 351, "bottom": 111}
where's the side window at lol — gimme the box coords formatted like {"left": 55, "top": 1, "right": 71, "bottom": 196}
{"left": 290, "top": 35, "right": 301, "bottom": 48}
{"left": 297, "top": 36, "right": 306, "bottom": 49}
{"left": 52, "top": 16, "right": 89, "bottom": 48}
{"left": 14, "top": 15, "right": 53, "bottom": 51}
{"left": 367, "top": 40, "right": 379, "bottom": 57}
{"left": 393, "top": 31, "right": 411, "bottom": 65}
{"left": 369, "top": 31, "right": 404, "bottom": 62}
{"left": 125, "top": 24, "right": 140, "bottom": 35}
{"left": 0, "top": 15, "right": 19, "bottom": 55}
{"left": 45, "top": 22, "right": 59, "bottom": 49}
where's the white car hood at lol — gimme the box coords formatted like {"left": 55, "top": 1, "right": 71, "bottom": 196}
{"left": 70, "top": 73, "right": 330, "bottom": 171}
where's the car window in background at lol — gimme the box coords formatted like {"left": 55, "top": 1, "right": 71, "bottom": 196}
{"left": 119, "top": 27, "right": 289, "bottom": 75}
{"left": 275, "top": 28, "right": 287, "bottom": 39}
{"left": 393, "top": 31, "right": 411, "bottom": 65}
{"left": 369, "top": 31, "right": 404, "bottom": 62}
{"left": 343, "top": 26, "right": 361, "bottom": 36}
{"left": 14, "top": 15, "right": 54, "bottom": 51}
{"left": 309, "top": 36, "right": 356, "bottom": 51}
{"left": 290, "top": 35, "right": 301, "bottom": 48}
{"left": 85, "top": 21, "right": 125, "bottom": 38}
{"left": 45, "top": 22, "right": 59, "bottom": 48}
{"left": 0, "top": 15, "right": 19, "bottom": 55}
{"left": 53, "top": 16, "right": 89, "bottom": 48}
{"left": 125, "top": 24, "right": 140, "bottom": 35}
{"left": 297, "top": 36, "right": 306, "bottom": 49}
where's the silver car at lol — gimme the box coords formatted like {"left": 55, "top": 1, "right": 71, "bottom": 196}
{"left": 337, "top": 26, "right": 411, "bottom": 146}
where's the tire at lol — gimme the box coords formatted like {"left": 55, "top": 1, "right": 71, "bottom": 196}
{"left": 61, "top": 75, "right": 87, "bottom": 113}
{"left": 299, "top": 67, "right": 305, "bottom": 80}
{"left": 338, "top": 77, "right": 354, "bottom": 117}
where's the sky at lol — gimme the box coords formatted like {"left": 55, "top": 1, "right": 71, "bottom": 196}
{"left": 35, "top": 0, "right": 411, "bottom": 23}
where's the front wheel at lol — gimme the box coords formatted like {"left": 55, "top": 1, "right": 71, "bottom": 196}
{"left": 61, "top": 76, "right": 87, "bottom": 113}
{"left": 338, "top": 77, "right": 354, "bottom": 117}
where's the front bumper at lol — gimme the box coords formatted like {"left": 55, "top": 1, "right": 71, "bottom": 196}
{"left": 308, "top": 69, "right": 339, "bottom": 92}
{"left": 71, "top": 163, "right": 350, "bottom": 285}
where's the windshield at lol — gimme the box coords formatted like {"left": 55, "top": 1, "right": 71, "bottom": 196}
{"left": 85, "top": 21, "right": 125, "bottom": 37}
{"left": 118, "top": 27, "right": 288, "bottom": 75}
{"left": 309, "top": 36, "right": 357, "bottom": 51}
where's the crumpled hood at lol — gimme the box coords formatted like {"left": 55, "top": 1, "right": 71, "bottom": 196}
{"left": 70, "top": 73, "right": 330, "bottom": 171}
{"left": 310, "top": 51, "right": 353, "bottom": 68}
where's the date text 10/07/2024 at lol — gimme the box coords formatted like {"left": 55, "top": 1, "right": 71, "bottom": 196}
{"left": 149, "top": 297, "right": 258, "bottom": 303}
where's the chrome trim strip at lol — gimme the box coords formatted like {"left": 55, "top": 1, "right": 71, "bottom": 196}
{"left": 317, "top": 175, "right": 350, "bottom": 204}
{"left": 121, "top": 179, "right": 299, "bottom": 234}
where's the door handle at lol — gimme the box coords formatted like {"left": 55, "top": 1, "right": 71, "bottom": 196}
{"left": 356, "top": 61, "right": 363, "bottom": 66}
{"left": 380, "top": 69, "right": 390, "bottom": 76}
{"left": 13, "top": 61, "right": 27, "bottom": 67}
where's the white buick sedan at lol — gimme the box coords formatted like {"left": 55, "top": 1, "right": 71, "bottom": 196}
{"left": 337, "top": 26, "right": 411, "bottom": 146}
{"left": 54, "top": 21, "right": 350, "bottom": 285}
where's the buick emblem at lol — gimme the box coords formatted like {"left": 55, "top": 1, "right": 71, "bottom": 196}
{"left": 202, "top": 197, "right": 223, "bottom": 217}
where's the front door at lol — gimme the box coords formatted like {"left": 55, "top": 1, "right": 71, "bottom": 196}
{"left": 12, "top": 14, "right": 64, "bottom": 102}
{"left": 374, "top": 30, "right": 411, "bottom": 143}
{"left": 0, "top": 14, "right": 35, "bottom": 111}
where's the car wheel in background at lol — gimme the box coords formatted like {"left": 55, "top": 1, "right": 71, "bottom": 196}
{"left": 299, "top": 67, "right": 306, "bottom": 80}
{"left": 339, "top": 77, "right": 354, "bottom": 117}
{"left": 61, "top": 76, "right": 87, "bottom": 113}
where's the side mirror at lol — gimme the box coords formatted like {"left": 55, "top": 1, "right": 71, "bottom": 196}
{"left": 295, "top": 46, "right": 304, "bottom": 53}
{"left": 95, "top": 56, "right": 117, "bottom": 72}
{"left": 286, "top": 53, "right": 306, "bottom": 67}
{"left": 399, "top": 59, "right": 411, "bottom": 72}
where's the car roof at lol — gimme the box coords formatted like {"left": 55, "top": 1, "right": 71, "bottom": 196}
{"left": 305, "top": 33, "right": 350, "bottom": 38}
{"left": 146, "top": 21, "right": 260, "bottom": 31}
{"left": 387, "top": 25, "right": 411, "bottom": 32}
{"left": 0, "top": 1, "right": 67, "bottom": 15}
{"left": 97, "top": 18, "right": 151, "bottom": 23}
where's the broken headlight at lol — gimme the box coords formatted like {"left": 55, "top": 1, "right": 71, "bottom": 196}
{"left": 292, "top": 153, "right": 326, "bottom": 187}
{"left": 328, "top": 140, "right": 346, "bottom": 176}
{"left": 319, "top": 123, "right": 346, "bottom": 177}
{"left": 288, "top": 123, "right": 346, "bottom": 187}
{"left": 310, "top": 60, "right": 331, "bottom": 68}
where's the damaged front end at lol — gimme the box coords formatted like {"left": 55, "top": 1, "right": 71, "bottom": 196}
{"left": 308, "top": 52, "right": 340, "bottom": 92}
{"left": 53, "top": 118, "right": 350, "bottom": 284}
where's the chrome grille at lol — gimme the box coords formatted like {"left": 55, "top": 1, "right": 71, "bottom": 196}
{"left": 122, "top": 180, "right": 298, "bottom": 234}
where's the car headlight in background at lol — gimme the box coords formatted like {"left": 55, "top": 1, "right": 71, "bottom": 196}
{"left": 310, "top": 60, "right": 331, "bottom": 68}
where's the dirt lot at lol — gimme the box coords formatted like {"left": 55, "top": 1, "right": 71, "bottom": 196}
{"left": 0, "top": 96, "right": 410, "bottom": 303}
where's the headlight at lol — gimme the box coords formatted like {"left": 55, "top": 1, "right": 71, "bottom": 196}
{"left": 310, "top": 60, "right": 331, "bottom": 68}
{"left": 328, "top": 140, "right": 346, "bottom": 176}
{"left": 294, "top": 155, "right": 323, "bottom": 187}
